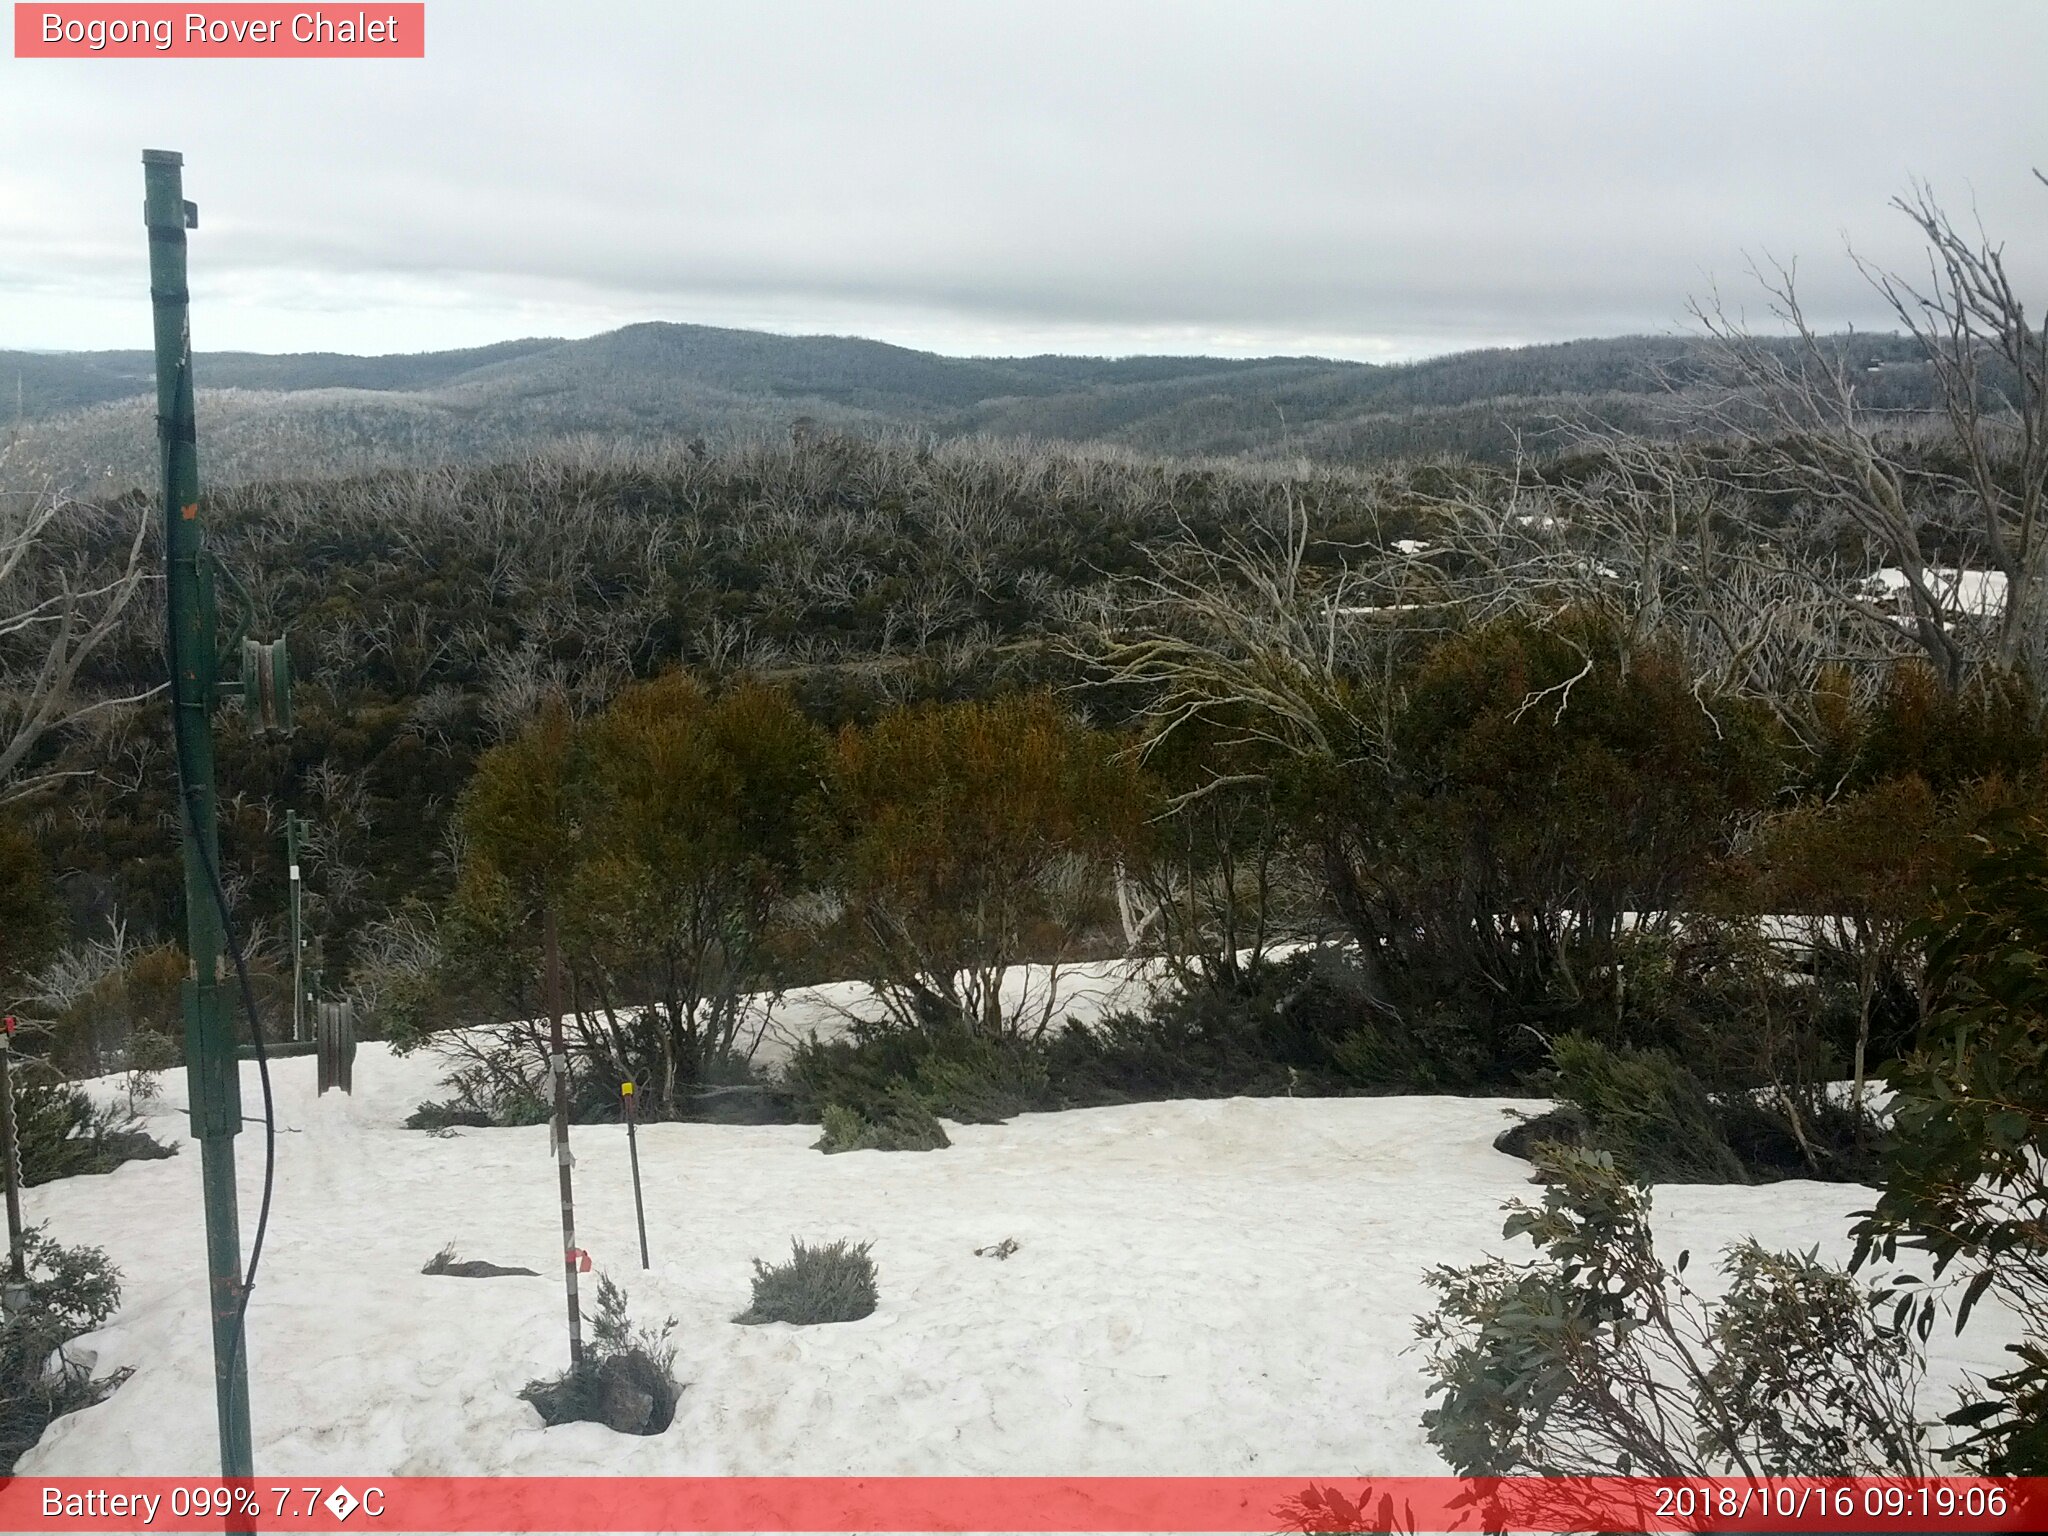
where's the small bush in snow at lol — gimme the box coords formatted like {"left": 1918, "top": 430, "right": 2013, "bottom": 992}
{"left": 1044, "top": 951, "right": 1488, "bottom": 1101}
{"left": 734, "top": 1239, "right": 878, "bottom": 1326}
{"left": 812, "top": 1086, "right": 949, "bottom": 1153}
{"left": 787, "top": 1024, "right": 1043, "bottom": 1127}
{"left": 13, "top": 1074, "right": 174, "bottom": 1187}
{"left": 0, "top": 1228, "right": 126, "bottom": 1473}
{"left": 1537, "top": 1031, "right": 1880, "bottom": 1187}
{"left": 1417, "top": 1147, "right": 1928, "bottom": 1482}
{"left": 1546, "top": 1034, "right": 1747, "bottom": 1184}
{"left": 520, "top": 1274, "right": 679, "bottom": 1436}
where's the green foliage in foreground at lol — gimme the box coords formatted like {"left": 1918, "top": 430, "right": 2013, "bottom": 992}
{"left": 1418, "top": 1148, "right": 1928, "bottom": 1480}
{"left": 0, "top": 1229, "right": 125, "bottom": 1473}
{"left": 1856, "top": 813, "right": 2048, "bottom": 1473}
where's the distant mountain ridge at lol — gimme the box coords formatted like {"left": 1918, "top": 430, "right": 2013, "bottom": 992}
{"left": 2, "top": 321, "right": 1937, "bottom": 487}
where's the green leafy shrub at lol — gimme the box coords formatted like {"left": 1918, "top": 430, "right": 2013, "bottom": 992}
{"left": 1536, "top": 1031, "right": 1879, "bottom": 1186}
{"left": 734, "top": 1239, "right": 878, "bottom": 1326}
{"left": 0, "top": 1228, "right": 126, "bottom": 1473}
{"left": 1045, "top": 950, "right": 1493, "bottom": 1101}
{"left": 14, "top": 1075, "right": 173, "bottom": 1186}
{"left": 812, "top": 1087, "right": 949, "bottom": 1153}
{"left": 1418, "top": 1148, "right": 1928, "bottom": 1481}
{"left": 1854, "top": 813, "right": 2048, "bottom": 1472}
{"left": 1547, "top": 1033, "right": 1747, "bottom": 1184}
{"left": 911, "top": 1036, "right": 1050, "bottom": 1124}
{"left": 787, "top": 1024, "right": 1044, "bottom": 1127}
{"left": 788, "top": 949, "right": 1505, "bottom": 1134}
{"left": 520, "top": 1274, "right": 679, "bottom": 1435}
{"left": 403, "top": 1052, "right": 550, "bottom": 1130}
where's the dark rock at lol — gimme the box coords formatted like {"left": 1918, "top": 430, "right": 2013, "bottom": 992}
{"left": 598, "top": 1375, "right": 656, "bottom": 1435}
{"left": 1493, "top": 1107, "right": 1585, "bottom": 1164}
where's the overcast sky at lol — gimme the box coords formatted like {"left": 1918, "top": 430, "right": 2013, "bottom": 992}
{"left": 5, "top": 0, "right": 2047, "bottom": 362}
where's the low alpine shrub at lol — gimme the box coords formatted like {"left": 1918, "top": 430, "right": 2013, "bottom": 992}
{"left": 0, "top": 1228, "right": 126, "bottom": 1473}
{"left": 520, "top": 1274, "right": 680, "bottom": 1435}
{"left": 1418, "top": 1147, "right": 1929, "bottom": 1484}
{"left": 734, "top": 1239, "right": 878, "bottom": 1326}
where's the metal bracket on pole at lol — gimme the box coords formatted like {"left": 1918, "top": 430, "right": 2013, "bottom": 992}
{"left": 239, "top": 636, "right": 293, "bottom": 734}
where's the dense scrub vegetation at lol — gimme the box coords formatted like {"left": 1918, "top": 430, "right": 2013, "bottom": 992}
{"left": 11, "top": 160, "right": 2048, "bottom": 1486}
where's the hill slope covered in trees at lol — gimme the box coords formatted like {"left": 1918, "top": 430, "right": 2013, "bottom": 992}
{"left": 3, "top": 324, "right": 1939, "bottom": 487}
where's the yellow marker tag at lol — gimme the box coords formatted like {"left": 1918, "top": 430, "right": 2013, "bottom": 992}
{"left": 621, "top": 1081, "right": 634, "bottom": 1095}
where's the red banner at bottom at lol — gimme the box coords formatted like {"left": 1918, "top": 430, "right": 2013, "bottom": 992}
{"left": 5, "top": 1476, "right": 2043, "bottom": 1534}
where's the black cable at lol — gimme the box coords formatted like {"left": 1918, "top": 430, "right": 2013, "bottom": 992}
{"left": 188, "top": 820, "right": 278, "bottom": 1391}
{"left": 160, "top": 347, "right": 278, "bottom": 1404}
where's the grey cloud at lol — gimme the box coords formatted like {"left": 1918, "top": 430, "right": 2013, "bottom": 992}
{"left": 4, "top": 0, "right": 2045, "bottom": 358}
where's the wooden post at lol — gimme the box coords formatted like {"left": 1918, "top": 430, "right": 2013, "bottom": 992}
{"left": 623, "top": 1081, "right": 649, "bottom": 1270}
{"left": 545, "top": 907, "right": 583, "bottom": 1370}
{"left": 0, "top": 1018, "right": 25, "bottom": 1310}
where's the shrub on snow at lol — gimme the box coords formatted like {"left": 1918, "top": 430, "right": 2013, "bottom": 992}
{"left": 734, "top": 1239, "right": 878, "bottom": 1326}
{"left": 1417, "top": 1146, "right": 1928, "bottom": 1481}
{"left": 520, "top": 1274, "right": 679, "bottom": 1436}
{"left": 0, "top": 1228, "right": 126, "bottom": 1473}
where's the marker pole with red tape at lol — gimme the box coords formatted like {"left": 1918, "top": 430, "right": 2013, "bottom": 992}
{"left": 0, "top": 1016, "right": 23, "bottom": 1302}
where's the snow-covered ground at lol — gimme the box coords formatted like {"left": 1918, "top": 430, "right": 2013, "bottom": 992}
{"left": 18, "top": 966, "right": 2019, "bottom": 1479}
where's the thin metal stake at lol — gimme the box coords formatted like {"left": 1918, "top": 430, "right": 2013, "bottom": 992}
{"left": 623, "top": 1081, "right": 650, "bottom": 1270}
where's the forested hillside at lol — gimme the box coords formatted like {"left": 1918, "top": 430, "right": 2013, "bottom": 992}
{"left": 3, "top": 325, "right": 1943, "bottom": 487}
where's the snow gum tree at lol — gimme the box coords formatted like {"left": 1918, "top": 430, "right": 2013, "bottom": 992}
{"left": 829, "top": 692, "right": 1150, "bottom": 1039}
{"left": 451, "top": 675, "right": 828, "bottom": 1112}
{"left": 575, "top": 674, "right": 828, "bottom": 1101}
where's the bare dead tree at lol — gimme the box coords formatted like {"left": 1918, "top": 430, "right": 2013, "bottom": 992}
{"left": 1690, "top": 174, "right": 2048, "bottom": 694}
{"left": 1413, "top": 423, "right": 1896, "bottom": 742}
{"left": 0, "top": 475, "right": 153, "bottom": 800}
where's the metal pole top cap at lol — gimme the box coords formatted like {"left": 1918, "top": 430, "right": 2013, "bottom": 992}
{"left": 141, "top": 149, "right": 184, "bottom": 167}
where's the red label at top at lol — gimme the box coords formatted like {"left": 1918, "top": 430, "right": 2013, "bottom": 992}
{"left": 14, "top": 4, "right": 425, "bottom": 56}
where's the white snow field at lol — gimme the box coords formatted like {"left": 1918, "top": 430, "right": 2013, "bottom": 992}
{"left": 17, "top": 965, "right": 2020, "bottom": 1481}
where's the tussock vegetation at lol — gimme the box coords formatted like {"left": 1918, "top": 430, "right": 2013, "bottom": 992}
{"left": 734, "top": 1240, "right": 879, "bottom": 1326}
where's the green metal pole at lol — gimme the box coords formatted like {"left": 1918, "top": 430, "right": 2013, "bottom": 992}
{"left": 145, "top": 147, "right": 255, "bottom": 1483}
